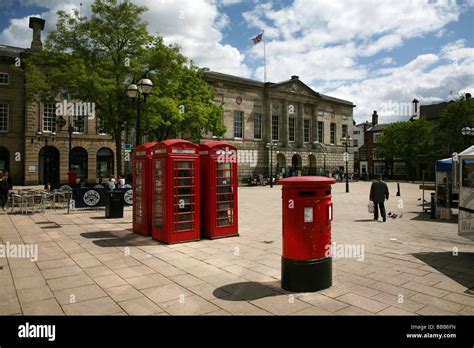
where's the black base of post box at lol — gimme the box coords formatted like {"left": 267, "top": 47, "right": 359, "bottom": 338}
{"left": 281, "top": 257, "right": 332, "bottom": 292}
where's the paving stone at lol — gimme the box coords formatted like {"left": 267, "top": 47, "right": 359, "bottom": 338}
{"left": 62, "top": 297, "right": 123, "bottom": 315}
{"left": 47, "top": 274, "right": 94, "bottom": 291}
{"left": 93, "top": 274, "right": 127, "bottom": 289}
{"left": 105, "top": 285, "right": 143, "bottom": 302}
{"left": 14, "top": 275, "right": 46, "bottom": 290}
{"left": 22, "top": 298, "right": 64, "bottom": 315}
{"left": 250, "top": 294, "right": 311, "bottom": 315}
{"left": 170, "top": 274, "right": 206, "bottom": 288}
{"left": 443, "top": 292, "right": 474, "bottom": 308}
{"left": 82, "top": 265, "right": 114, "bottom": 278}
{"left": 160, "top": 295, "right": 219, "bottom": 315}
{"left": 74, "top": 258, "right": 103, "bottom": 268}
{"left": 126, "top": 274, "right": 172, "bottom": 290}
{"left": 337, "top": 293, "right": 389, "bottom": 313}
{"left": 371, "top": 292, "right": 426, "bottom": 313}
{"left": 17, "top": 285, "right": 54, "bottom": 304}
{"left": 297, "top": 293, "right": 349, "bottom": 312}
{"left": 416, "top": 305, "right": 457, "bottom": 316}
{"left": 41, "top": 265, "right": 83, "bottom": 279}
{"left": 410, "top": 293, "right": 465, "bottom": 313}
{"left": 54, "top": 284, "right": 108, "bottom": 305}
{"left": 402, "top": 281, "right": 450, "bottom": 298}
{"left": 118, "top": 297, "right": 164, "bottom": 315}
{"left": 211, "top": 296, "right": 271, "bottom": 315}
{"left": 377, "top": 306, "right": 416, "bottom": 315}
{"left": 141, "top": 284, "right": 192, "bottom": 304}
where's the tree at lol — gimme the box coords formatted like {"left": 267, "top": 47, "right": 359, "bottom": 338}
{"left": 375, "top": 119, "right": 435, "bottom": 179}
{"left": 435, "top": 95, "right": 474, "bottom": 154}
{"left": 22, "top": 0, "right": 224, "bottom": 177}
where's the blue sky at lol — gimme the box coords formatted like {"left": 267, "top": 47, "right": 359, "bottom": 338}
{"left": 0, "top": 0, "right": 473, "bottom": 123}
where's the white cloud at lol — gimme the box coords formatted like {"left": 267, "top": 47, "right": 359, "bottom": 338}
{"left": 0, "top": 0, "right": 251, "bottom": 77}
{"left": 330, "top": 41, "right": 474, "bottom": 123}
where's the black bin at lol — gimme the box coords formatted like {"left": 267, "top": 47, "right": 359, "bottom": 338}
{"left": 105, "top": 191, "right": 124, "bottom": 218}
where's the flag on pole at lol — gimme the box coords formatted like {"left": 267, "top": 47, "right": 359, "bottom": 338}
{"left": 252, "top": 32, "right": 263, "bottom": 45}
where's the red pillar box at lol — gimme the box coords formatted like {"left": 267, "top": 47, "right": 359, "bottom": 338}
{"left": 199, "top": 141, "right": 239, "bottom": 239}
{"left": 279, "top": 176, "right": 336, "bottom": 292}
{"left": 151, "top": 139, "right": 200, "bottom": 244}
{"left": 132, "top": 142, "right": 157, "bottom": 236}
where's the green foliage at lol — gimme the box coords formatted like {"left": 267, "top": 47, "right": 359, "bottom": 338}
{"left": 435, "top": 96, "right": 474, "bottom": 153}
{"left": 21, "top": 0, "right": 225, "bottom": 175}
{"left": 375, "top": 119, "right": 435, "bottom": 178}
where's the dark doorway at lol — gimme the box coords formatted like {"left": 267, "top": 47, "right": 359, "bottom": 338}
{"left": 97, "top": 147, "right": 114, "bottom": 179}
{"left": 71, "top": 147, "right": 88, "bottom": 180}
{"left": 0, "top": 147, "right": 9, "bottom": 173}
{"left": 39, "top": 146, "right": 60, "bottom": 185}
{"left": 291, "top": 154, "right": 302, "bottom": 175}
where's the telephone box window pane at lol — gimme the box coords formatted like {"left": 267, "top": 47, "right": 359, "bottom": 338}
{"left": 176, "top": 222, "right": 193, "bottom": 231}
{"left": 155, "top": 160, "right": 164, "bottom": 230}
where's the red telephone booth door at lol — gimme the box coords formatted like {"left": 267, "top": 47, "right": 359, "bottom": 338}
{"left": 132, "top": 142, "right": 157, "bottom": 236}
{"left": 199, "top": 142, "right": 238, "bottom": 239}
{"left": 151, "top": 139, "right": 200, "bottom": 244}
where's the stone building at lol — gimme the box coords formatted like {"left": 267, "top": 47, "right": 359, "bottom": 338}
{"left": 203, "top": 71, "right": 355, "bottom": 181}
{"left": 0, "top": 17, "right": 116, "bottom": 186}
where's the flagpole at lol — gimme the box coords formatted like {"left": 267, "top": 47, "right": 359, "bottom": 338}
{"left": 263, "top": 30, "right": 267, "bottom": 83}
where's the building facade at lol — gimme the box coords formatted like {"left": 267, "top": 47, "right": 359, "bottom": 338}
{"left": 203, "top": 71, "right": 355, "bottom": 182}
{"left": 0, "top": 17, "right": 116, "bottom": 186}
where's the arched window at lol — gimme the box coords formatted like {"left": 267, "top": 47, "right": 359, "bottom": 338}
{"left": 97, "top": 147, "right": 114, "bottom": 179}
{"left": 70, "top": 147, "right": 88, "bottom": 179}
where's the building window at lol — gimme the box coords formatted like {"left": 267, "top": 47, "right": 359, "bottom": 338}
{"left": 353, "top": 139, "right": 358, "bottom": 147}
{"left": 97, "top": 117, "right": 107, "bottom": 135}
{"left": 0, "top": 103, "right": 8, "bottom": 132}
{"left": 394, "top": 162, "right": 406, "bottom": 176}
{"left": 318, "top": 121, "right": 324, "bottom": 143}
{"left": 342, "top": 124, "right": 348, "bottom": 138}
{"left": 234, "top": 111, "right": 243, "bottom": 138}
{"left": 72, "top": 116, "right": 85, "bottom": 133}
{"left": 373, "top": 133, "right": 382, "bottom": 143}
{"left": 43, "top": 103, "right": 57, "bottom": 132}
{"left": 304, "top": 119, "right": 310, "bottom": 143}
{"left": 288, "top": 117, "right": 295, "bottom": 142}
{"left": 272, "top": 115, "right": 279, "bottom": 141}
{"left": 253, "top": 113, "right": 262, "bottom": 140}
{"left": 373, "top": 148, "right": 383, "bottom": 160}
{"left": 0, "top": 73, "right": 8, "bottom": 85}
{"left": 374, "top": 162, "right": 385, "bottom": 176}
{"left": 353, "top": 130, "right": 360, "bottom": 135}
{"left": 330, "top": 123, "right": 336, "bottom": 144}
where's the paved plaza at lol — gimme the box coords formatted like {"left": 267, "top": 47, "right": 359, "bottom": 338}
{"left": 0, "top": 181, "right": 473, "bottom": 316}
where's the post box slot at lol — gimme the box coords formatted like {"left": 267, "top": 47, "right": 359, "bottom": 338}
{"left": 298, "top": 191, "right": 316, "bottom": 197}
{"left": 325, "top": 190, "right": 331, "bottom": 195}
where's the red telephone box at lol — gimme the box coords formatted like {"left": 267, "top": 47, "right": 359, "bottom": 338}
{"left": 132, "top": 142, "right": 157, "bottom": 236}
{"left": 279, "top": 176, "right": 336, "bottom": 292}
{"left": 151, "top": 139, "right": 200, "bottom": 244}
{"left": 199, "top": 141, "right": 239, "bottom": 239}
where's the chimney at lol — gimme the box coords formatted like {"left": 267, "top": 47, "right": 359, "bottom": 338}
{"left": 372, "top": 111, "right": 378, "bottom": 126}
{"left": 412, "top": 98, "right": 419, "bottom": 119}
{"left": 363, "top": 121, "right": 369, "bottom": 131}
{"left": 29, "top": 17, "right": 45, "bottom": 51}
{"left": 466, "top": 93, "right": 471, "bottom": 100}
{"left": 291, "top": 75, "right": 299, "bottom": 80}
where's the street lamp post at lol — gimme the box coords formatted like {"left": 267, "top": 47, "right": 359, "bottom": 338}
{"left": 266, "top": 141, "right": 277, "bottom": 188}
{"left": 127, "top": 78, "right": 153, "bottom": 147}
{"left": 341, "top": 136, "right": 352, "bottom": 193}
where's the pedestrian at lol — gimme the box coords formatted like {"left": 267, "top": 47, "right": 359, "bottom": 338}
{"left": 0, "top": 172, "right": 9, "bottom": 211}
{"left": 4, "top": 171, "right": 13, "bottom": 191}
{"left": 118, "top": 175, "right": 125, "bottom": 188}
{"left": 370, "top": 175, "right": 389, "bottom": 222}
{"left": 107, "top": 176, "right": 116, "bottom": 191}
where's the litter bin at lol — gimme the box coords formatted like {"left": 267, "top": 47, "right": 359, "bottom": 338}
{"left": 105, "top": 190, "right": 124, "bottom": 218}
{"left": 279, "top": 176, "right": 336, "bottom": 292}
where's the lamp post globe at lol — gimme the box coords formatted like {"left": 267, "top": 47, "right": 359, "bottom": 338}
{"left": 127, "top": 83, "right": 138, "bottom": 98}
{"left": 138, "top": 78, "right": 153, "bottom": 94}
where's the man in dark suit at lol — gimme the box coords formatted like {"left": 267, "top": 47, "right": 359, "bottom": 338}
{"left": 370, "top": 175, "right": 389, "bottom": 222}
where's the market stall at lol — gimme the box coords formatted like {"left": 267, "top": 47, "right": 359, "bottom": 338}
{"left": 435, "top": 157, "right": 459, "bottom": 219}
{"left": 458, "top": 146, "right": 474, "bottom": 235}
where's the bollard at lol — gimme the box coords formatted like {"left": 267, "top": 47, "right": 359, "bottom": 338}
{"left": 430, "top": 192, "right": 436, "bottom": 219}
{"left": 396, "top": 182, "right": 400, "bottom": 196}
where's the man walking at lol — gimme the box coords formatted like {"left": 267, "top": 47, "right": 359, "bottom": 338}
{"left": 370, "top": 175, "right": 389, "bottom": 222}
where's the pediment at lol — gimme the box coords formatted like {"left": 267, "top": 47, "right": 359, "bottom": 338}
{"left": 270, "top": 79, "right": 319, "bottom": 97}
